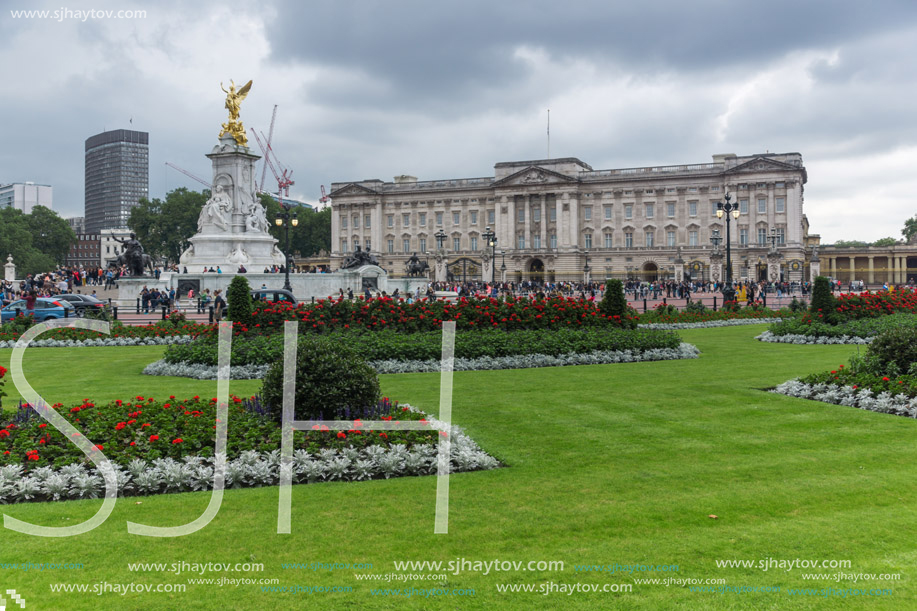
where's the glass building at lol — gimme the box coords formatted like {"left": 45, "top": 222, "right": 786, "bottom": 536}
{"left": 84, "top": 129, "right": 149, "bottom": 234}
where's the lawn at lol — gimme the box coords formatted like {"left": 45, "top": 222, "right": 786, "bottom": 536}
{"left": 0, "top": 325, "right": 913, "bottom": 609}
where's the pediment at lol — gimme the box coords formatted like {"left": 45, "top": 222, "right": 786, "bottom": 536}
{"left": 724, "top": 157, "right": 799, "bottom": 174}
{"left": 329, "top": 183, "right": 380, "bottom": 197}
{"left": 493, "top": 166, "right": 578, "bottom": 187}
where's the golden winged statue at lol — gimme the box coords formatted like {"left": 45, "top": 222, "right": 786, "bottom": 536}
{"left": 219, "top": 79, "right": 253, "bottom": 146}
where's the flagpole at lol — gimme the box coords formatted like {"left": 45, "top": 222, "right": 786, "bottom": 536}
{"left": 546, "top": 109, "right": 550, "bottom": 159}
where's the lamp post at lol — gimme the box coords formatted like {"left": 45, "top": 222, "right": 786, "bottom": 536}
{"left": 500, "top": 249, "right": 506, "bottom": 284}
{"left": 583, "top": 253, "right": 590, "bottom": 285}
{"left": 434, "top": 229, "right": 447, "bottom": 251}
{"left": 274, "top": 210, "right": 299, "bottom": 292}
{"left": 482, "top": 226, "right": 497, "bottom": 285}
{"left": 716, "top": 193, "right": 741, "bottom": 302}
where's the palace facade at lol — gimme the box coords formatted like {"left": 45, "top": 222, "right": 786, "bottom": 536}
{"left": 329, "top": 153, "right": 814, "bottom": 283}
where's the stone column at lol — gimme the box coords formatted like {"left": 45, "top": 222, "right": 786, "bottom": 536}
{"left": 849, "top": 256, "right": 856, "bottom": 283}
{"left": 540, "top": 197, "right": 547, "bottom": 250}
{"left": 568, "top": 196, "right": 579, "bottom": 248}
{"left": 524, "top": 195, "right": 532, "bottom": 249}
{"left": 899, "top": 256, "right": 906, "bottom": 284}
{"left": 867, "top": 256, "right": 874, "bottom": 285}
{"left": 4, "top": 255, "right": 15, "bottom": 282}
{"left": 830, "top": 257, "right": 836, "bottom": 279}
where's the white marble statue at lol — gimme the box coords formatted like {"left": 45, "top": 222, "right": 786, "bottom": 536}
{"left": 198, "top": 185, "right": 232, "bottom": 232}
{"left": 246, "top": 202, "right": 271, "bottom": 233}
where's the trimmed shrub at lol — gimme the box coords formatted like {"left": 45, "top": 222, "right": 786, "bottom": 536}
{"left": 227, "top": 275, "right": 253, "bottom": 324}
{"left": 685, "top": 301, "right": 707, "bottom": 314}
{"left": 261, "top": 339, "right": 381, "bottom": 422}
{"left": 599, "top": 279, "right": 635, "bottom": 328}
{"left": 866, "top": 326, "right": 917, "bottom": 376}
{"left": 809, "top": 276, "right": 836, "bottom": 322}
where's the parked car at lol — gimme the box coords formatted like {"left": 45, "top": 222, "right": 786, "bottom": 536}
{"left": 1, "top": 298, "right": 76, "bottom": 322}
{"left": 56, "top": 294, "right": 106, "bottom": 316}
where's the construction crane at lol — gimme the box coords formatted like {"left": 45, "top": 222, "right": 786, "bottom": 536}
{"left": 250, "top": 128, "right": 294, "bottom": 209}
{"left": 165, "top": 162, "right": 211, "bottom": 189}
{"left": 259, "top": 105, "right": 278, "bottom": 193}
{"left": 319, "top": 185, "right": 330, "bottom": 205}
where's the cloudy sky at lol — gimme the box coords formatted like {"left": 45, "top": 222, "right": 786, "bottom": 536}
{"left": 2, "top": 0, "right": 916, "bottom": 243}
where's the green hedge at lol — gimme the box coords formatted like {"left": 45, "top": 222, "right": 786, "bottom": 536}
{"left": 163, "top": 327, "right": 683, "bottom": 367}
{"left": 768, "top": 312, "right": 917, "bottom": 339}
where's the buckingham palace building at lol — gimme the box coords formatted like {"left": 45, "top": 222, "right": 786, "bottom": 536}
{"left": 329, "top": 152, "right": 813, "bottom": 284}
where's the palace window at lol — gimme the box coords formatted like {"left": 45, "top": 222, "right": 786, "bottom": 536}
{"left": 436, "top": 212, "right": 443, "bottom": 225}
{"left": 776, "top": 197, "right": 785, "bottom": 213}
{"left": 776, "top": 227, "right": 785, "bottom": 244}
{"left": 739, "top": 199, "right": 749, "bottom": 214}
{"left": 645, "top": 230, "right": 654, "bottom": 247}
{"left": 740, "top": 228, "right": 748, "bottom": 246}
{"left": 550, "top": 234, "right": 557, "bottom": 249}
{"left": 645, "top": 204, "right": 654, "bottom": 219}
{"left": 403, "top": 213, "right": 410, "bottom": 226}
{"left": 757, "top": 198, "right": 766, "bottom": 214}
{"left": 387, "top": 215, "right": 394, "bottom": 228}
{"left": 667, "top": 203, "right": 675, "bottom": 217}
{"left": 470, "top": 211, "right": 478, "bottom": 225}
{"left": 689, "top": 202, "right": 697, "bottom": 217}
{"left": 533, "top": 207, "right": 541, "bottom": 222}
{"left": 453, "top": 212, "right": 460, "bottom": 225}
{"left": 403, "top": 239, "right": 410, "bottom": 253}
{"left": 341, "top": 216, "right": 347, "bottom": 229}
{"left": 387, "top": 239, "right": 394, "bottom": 253}
{"left": 584, "top": 234, "right": 592, "bottom": 248}
{"left": 584, "top": 206, "right": 592, "bottom": 221}
{"left": 625, "top": 205, "right": 633, "bottom": 219}
{"left": 550, "top": 206, "right": 557, "bottom": 222}
{"left": 419, "top": 238, "right": 426, "bottom": 252}
{"left": 625, "top": 232, "right": 633, "bottom": 248}
{"left": 470, "top": 236, "right": 478, "bottom": 251}
{"left": 353, "top": 215, "right": 359, "bottom": 228}
{"left": 453, "top": 237, "right": 461, "bottom": 250}
{"left": 341, "top": 239, "right": 348, "bottom": 252}
{"left": 604, "top": 233, "right": 613, "bottom": 248}
{"left": 488, "top": 209, "right": 495, "bottom": 224}
{"left": 667, "top": 231, "right": 676, "bottom": 246}
{"left": 518, "top": 235, "right": 525, "bottom": 249}
{"left": 758, "top": 227, "right": 767, "bottom": 245}
{"left": 420, "top": 212, "right": 427, "bottom": 226}
{"left": 533, "top": 235, "right": 541, "bottom": 249}
{"left": 364, "top": 215, "right": 371, "bottom": 228}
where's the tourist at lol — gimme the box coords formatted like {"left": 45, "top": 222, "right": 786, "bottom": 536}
{"left": 213, "top": 290, "right": 226, "bottom": 321}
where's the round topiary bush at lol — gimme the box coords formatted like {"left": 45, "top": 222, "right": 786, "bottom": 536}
{"left": 261, "top": 338, "right": 381, "bottom": 422}
{"left": 866, "top": 326, "right": 917, "bottom": 376}
{"left": 227, "top": 275, "right": 253, "bottom": 324}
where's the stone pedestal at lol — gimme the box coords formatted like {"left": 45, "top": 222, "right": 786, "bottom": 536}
{"left": 709, "top": 252, "right": 723, "bottom": 285}
{"left": 179, "top": 134, "right": 285, "bottom": 273}
{"left": 4, "top": 255, "right": 15, "bottom": 282}
{"left": 767, "top": 252, "right": 783, "bottom": 283}
{"left": 434, "top": 249, "right": 448, "bottom": 283}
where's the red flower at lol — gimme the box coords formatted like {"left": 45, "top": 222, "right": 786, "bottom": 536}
{"left": 38, "top": 423, "right": 47, "bottom": 428}
{"left": 172, "top": 438, "right": 183, "bottom": 444}
{"left": 337, "top": 431, "right": 346, "bottom": 439}
{"left": 883, "top": 377, "right": 890, "bottom": 381}
{"left": 115, "top": 422, "right": 126, "bottom": 430}
{"left": 94, "top": 444, "right": 104, "bottom": 451}
{"left": 27, "top": 454, "right": 39, "bottom": 461}
{"left": 379, "top": 432, "right": 388, "bottom": 439}
{"left": 0, "top": 365, "right": 6, "bottom": 378}
{"left": 149, "top": 435, "right": 159, "bottom": 441}
{"left": 0, "top": 430, "right": 9, "bottom": 438}
{"left": 130, "top": 442, "right": 136, "bottom": 446}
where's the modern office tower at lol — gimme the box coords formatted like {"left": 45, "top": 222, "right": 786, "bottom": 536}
{"left": 84, "top": 129, "right": 149, "bottom": 234}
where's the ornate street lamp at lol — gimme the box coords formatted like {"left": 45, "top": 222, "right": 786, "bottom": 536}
{"left": 583, "top": 254, "right": 591, "bottom": 285}
{"left": 274, "top": 211, "right": 299, "bottom": 292}
{"left": 434, "top": 229, "right": 447, "bottom": 250}
{"left": 482, "top": 226, "right": 497, "bottom": 284}
{"left": 716, "top": 193, "right": 741, "bottom": 302}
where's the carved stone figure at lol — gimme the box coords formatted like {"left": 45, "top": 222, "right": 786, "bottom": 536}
{"left": 404, "top": 252, "right": 430, "bottom": 277}
{"left": 198, "top": 185, "right": 232, "bottom": 232}
{"left": 245, "top": 202, "right": 271, "bottom": 233}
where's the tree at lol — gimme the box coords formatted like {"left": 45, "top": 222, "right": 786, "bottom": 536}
{"left": 0, "top": 206, "right": 72, "bottom": 276}
{"left": 904, "top": 215, "right": 917, "bottom": 243}
{"left": 810, "top": 276, "right": 836, "bottom": 322}
{"left": 259, "top": 194, "right": 331, "bottom": 257}
{"left": 24, "top": 206, "right": 76, "bottom": 265}
{"left": 873, "top": 237, "right": 898, "bottom": 247}
{"left": 129, "top": 188, "right": 208, "bottom": 264}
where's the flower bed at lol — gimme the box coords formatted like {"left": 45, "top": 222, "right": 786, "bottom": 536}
{"left": 162, "top": 327, "right": 682, "bottom": 368}
{"left": 0, "top": 405, "right": 497, "bottom": 504}
{"left": 230, "top": 295, "right": 637, "bottom": 334}
{"left": 772, "top": 380, "right": 917, "bottom": 418}
{"left": 0, "top": 395, "right": 450, "bottom": 468}
{"left": 762, "top": 312, "right": 917, "bottom": 342}
{"left": 0, "top": 319, "right": 211, "bottom": 348}
{"left": 829, "top": 289, "right": 917, "bottom": 320}
{"left": 641, "top": 318, "right": 781, "bottom": 330}
{"left": 145, "top": 343, "right": 700, "bottom": 378}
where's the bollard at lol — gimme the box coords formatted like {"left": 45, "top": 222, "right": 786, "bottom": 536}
{"left": 312, "top": 296, "right": 315, "bottom": 304}
{"left": 713, "top": 296, "right": 717, "bottom": 311}
{"left": 136, "top": 298, "right": 140, "bottom": 314}
{"left": 643, "top": 298, "right": 647, "bottom": 313}
{"left": 162, "top": 305, "right": 167, "bottom": 320}
{"left": 113, "top": 306, "right": 118, "bottom": 320}
{"left": 663, "top": 298, "right": 667, "bottom": 306}
{"left": 209, "top": 305, "right": 214, "bottom": 324}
